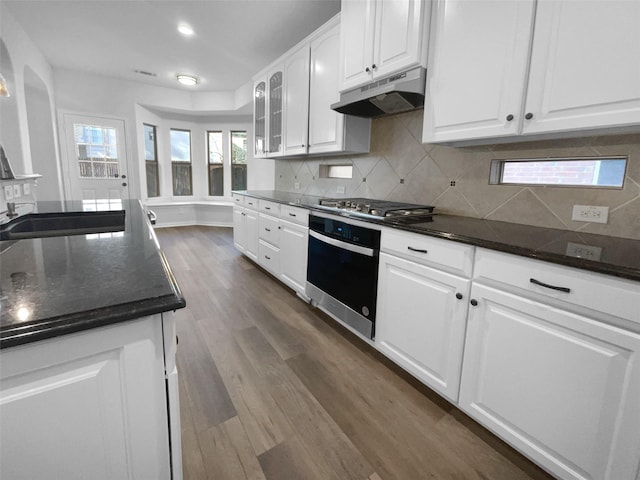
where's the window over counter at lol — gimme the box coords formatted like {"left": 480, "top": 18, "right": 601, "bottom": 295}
{"left": 489, "top": 156, "right": 627, "bottom": 188}
{"left": 144, "top": 124, "right": 159, "bottom": 197}
{"left": 170, "top": 129, "right": 192, "bottom": 196}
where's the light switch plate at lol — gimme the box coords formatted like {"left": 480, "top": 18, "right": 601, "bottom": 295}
{"left": 294, "top": 182, "right": 300, "bottom": 189}
{"left": 336, "top": 186, "right": 346, "bottom": 194}
{"left": 23, "top": 182, "right": 31, "bottom": 195}
{"left": 4, "top": 185, "right": 13, "bottom": 200}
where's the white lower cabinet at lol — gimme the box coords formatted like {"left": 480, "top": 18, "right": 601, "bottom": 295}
{"left": 0, "top": 315, "right": 177, "bottom": 480}
{"left": 279, "top": 219, "right": 308, "bottom": 294}
{"left": 376, "top": 252, "right": 470, "bottom": 402}
{"left": 459, "top": 283, "right": 640, "bottom": 480}
{"left": 233, "top": 204, "right": 259, "bottom": 263}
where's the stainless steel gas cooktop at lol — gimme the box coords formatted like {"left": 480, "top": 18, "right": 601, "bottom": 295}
{"left": 316, "top": 197, "right": 434, "bottom": 220}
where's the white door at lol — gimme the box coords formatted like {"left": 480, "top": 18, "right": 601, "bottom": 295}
{"left": 339, "top": 0, "right": 375, "bottom": 91}
{"left": 308, "top": 23, "right": 345, "bottom": 155}
{"left": 376, "top": 252, "right": 470, "bottom": 402}
{"left": 423, "top": 0, "right": 535, "bottom": 143}
{"left": 373, "top": 0, "right": 427, "bottom": 79}
{"left": 523, "top": 0, "right": 640, "bottom": 135}
{"left": 62, "top": 113, "right": 130, "bottom": 202}
{"left": 459, "top": 283, "right": 640, "bottom": 480}
{"left": 279, "top": 220, "right": 308, "bottom": 294}
{"left": 283, "top": 45, "right": 310, "bottom": 156}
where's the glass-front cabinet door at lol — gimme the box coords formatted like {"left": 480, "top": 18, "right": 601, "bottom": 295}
{"left": 267, "top": 70, "right": 283, "bottom": 157}
{"left": 253, "top": 80, "right": 267, "bottom": 158}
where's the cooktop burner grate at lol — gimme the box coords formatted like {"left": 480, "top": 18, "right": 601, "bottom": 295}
{"left": 318, "top": 198, "right": 435, "bottom": 218}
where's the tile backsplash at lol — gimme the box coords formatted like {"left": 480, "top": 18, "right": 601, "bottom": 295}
{"left": 275, "top": 110, "right": 640, "bottom": 241}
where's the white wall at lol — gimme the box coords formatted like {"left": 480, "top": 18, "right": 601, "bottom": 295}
{"left": 0, "top": 6, "right": 61, "bottom": 201}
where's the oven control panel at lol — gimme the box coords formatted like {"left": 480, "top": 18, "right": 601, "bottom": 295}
{"left": 309, "top": 215, "right": 380, "bottom": 248}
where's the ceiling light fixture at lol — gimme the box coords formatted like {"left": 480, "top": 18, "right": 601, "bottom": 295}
{"left": 176, "top": 74, "right": 199, "bottom": 86}
{"left": 177, "top": 23, "right": 194, "bottom": 36}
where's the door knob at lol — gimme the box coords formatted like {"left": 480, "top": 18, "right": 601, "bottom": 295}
{"left": 122, "top": 182, "right": 127, "bottom": 187}
{"left": 121, "top": 174, "right": 126, "bottom": 179}
{"left": 470, "top": 299, "right": 478, "bottom": 306}
{"left": 525, "top": 112, "right": 534, "bottom": 120}
{"left": 455, "top": 293, "right": 463, "bottom": 300}
{"left": 506, "top": 114, "right": 514, "bottom": 121}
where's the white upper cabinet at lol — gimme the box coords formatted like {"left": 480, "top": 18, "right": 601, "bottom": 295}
{"left": 257, "top": 15, "right": 370, "bottom": 158}
{"left": 253, "top": 79, "right": 267, "bottom": 158}
{"left": 423, "top": 0, "right": 640, "bottom": 144}
{"left": 423, "top": 0, "right": 535, "bottom": 142}
{"left": 523, "top": 1, "right": 640, "bottom": 135}
{"left": 283, "top": 45, "right": 311, "bottom": 156}
{"left": 340, "top": 0, "right": 431, "bottom": 92}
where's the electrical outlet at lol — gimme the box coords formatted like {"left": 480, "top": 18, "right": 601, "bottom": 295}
{"left": 13, "top": 184, "right": 21, "bottom": 198}
{"left": 571, "top": 205, "right": 609, "bottom": 224}
{"left": 294, "top": 182, "right": 300, "bottom": 189}
{"left": 336, "top": 186, "right": 346, "bottom": 194}
{"left": 3, "top": 185, "right": 13, "bottom": 200}
{"left": 565, "top": 242, "right": 602, "bottom": 261}
{"left": 23, "top": 182, "right": 31, "bottom": 195}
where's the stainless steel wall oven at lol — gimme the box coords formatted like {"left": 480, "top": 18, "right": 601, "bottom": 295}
{"left": 306, "top": 214, "right": 381, "bottom": 338}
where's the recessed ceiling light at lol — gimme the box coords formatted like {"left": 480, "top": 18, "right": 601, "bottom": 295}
{"left": 176, "top": 74, "right": 199, "bottom": 86}
{"left": 177, "top": 23, "right": 194, "bottom": 36}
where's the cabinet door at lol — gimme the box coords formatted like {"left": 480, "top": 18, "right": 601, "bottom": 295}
{"left": 523, "top": 1, "right": 640, "bottom": 135}
{"left": 376, "top": 253, "right": 470, "bottom": 402}
{"left": 340, "top": 0, "right": 375, "bottom": 91}
{"left": 373, "top": 0, "right": 429, "bottom": 79}
{"left": 244, "top": 208, "right": 259, "bottom": 262}
{"left": 267, "top": 69, "right": 284, "bottom": 157}
{"left": 423, "top": 0, "right": 535, "bottom": 143}
{"left": 253, "top": 80, "right": 267, "bottom": 157}
{"left": 279, "top": 220, "right": 309, "bottom": 294}
{"left": 233, "top": 206, "right": 246, "bottom": 253}
{"left": 459, "top": 283, "right": 640, "bottom": 480}
{"left": 308, "top": 23, "right": 345, "bottom": 155}
{"left": 0, "top": 317, "right": 171, "bottom": 480}
{"left": 283, "top": 45, "right": 311, "bottom": 156}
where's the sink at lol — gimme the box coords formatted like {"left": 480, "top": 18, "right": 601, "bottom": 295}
{"left": 0, "top": 210, "right": 125, "bottom": 240}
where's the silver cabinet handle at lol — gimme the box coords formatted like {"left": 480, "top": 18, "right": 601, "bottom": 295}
{"left": 309, "top": 230, "right": 375, "bottom": 257}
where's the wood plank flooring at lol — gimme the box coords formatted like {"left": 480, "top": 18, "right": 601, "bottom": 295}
{"left": 156, "top": 226, "right": 557, "bottom": 480}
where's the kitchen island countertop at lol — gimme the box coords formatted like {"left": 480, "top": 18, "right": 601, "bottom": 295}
{"left": 0, "top": 199, "right": 185, "bottom": 349}
{"left": 234, "top": 190, "right": 640, "bottom": 282}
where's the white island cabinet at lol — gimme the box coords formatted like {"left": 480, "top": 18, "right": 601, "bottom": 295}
{"left": 0, "top": 313, "right": 181, "bottom": 480}
{"left": 423, "top": 0, "right": 640, "bottom": 144}
{"left": 375, "top": 229, "right": 474, "bottom": 402}
{"left": 459, "top": 248, "right": 640, "bottom": 480}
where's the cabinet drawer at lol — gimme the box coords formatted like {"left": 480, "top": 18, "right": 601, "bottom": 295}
{"left": 259, "top": 239, "right": 280, "bottom": 275}
{"left": 259, "top": 199, "right": 280, "bottom": 215}
{"left": 280, "top": 205, "right": 308, "bottom": 226}
{"left": 474, "top": 248, "right": 640, "bottom": 324}
{"left": 259, "top": 213, "right": 280, "bottom": 246}
{"left": 232, "top": 194, "right": 245, "bottom": 205}
{"left": 244, "top": 197, "right": 259, "bottom": 209}
{"left": 381, "top": 228, "right": 474, "bottom": 277}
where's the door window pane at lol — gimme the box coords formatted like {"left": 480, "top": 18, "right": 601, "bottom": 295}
{"left": 231, "top": 131, "right": 247, "bottom": 191}
{"left": 208, "top": 131, "right": 223, "bottom": 196}
{"left": 73, "top": 124, "right": 119, "bottom": 179}
{"left": 143, "top": 124, "right": 159, "bottom": 197}
{"left": 170, "top": 129, "right": 192, "bottom": 196}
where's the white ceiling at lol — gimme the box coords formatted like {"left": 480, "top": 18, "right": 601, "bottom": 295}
{"left": 3, "top": 0, "right": 341, "bottom": 93}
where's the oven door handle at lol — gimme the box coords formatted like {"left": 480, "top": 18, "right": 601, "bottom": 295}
{"left": 309, "top": 230, "right": 376, "bottom": 257}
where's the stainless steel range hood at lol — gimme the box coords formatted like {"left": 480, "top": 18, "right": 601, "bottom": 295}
{"left": 331, "top": 66, "right": 426, "bottom": 118}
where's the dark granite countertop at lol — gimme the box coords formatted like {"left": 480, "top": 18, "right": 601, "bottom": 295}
{"left": 0, "top": 199, "right": 185, "bottom": 349}
{"left": 234, "top": 190, "right": 640, "bottom": 282}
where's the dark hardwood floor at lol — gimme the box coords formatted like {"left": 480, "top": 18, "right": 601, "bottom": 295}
{"left": 156, "top": 226, "right": 556, "bottom": 480}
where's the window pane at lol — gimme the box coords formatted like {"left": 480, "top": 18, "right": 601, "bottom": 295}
{"left": 170, "top": 129, "right": 192, "bottom": 195}
{"left": 143, "top": 124, "right": 159, "bottom": 197}
{"left": 231, "top": 131, "right": 247, "bottom": 191}
{"left": 73, "top": 123, "right": 119, "bottom": 179}
{"left": 208, "top": 131, "right": 223, "bottom": 196}
{"left": 170, "top": 129, "right": 191, "bottom": 162}
{"left": 491, "top": 157, "right": 627, "bottom": 188}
